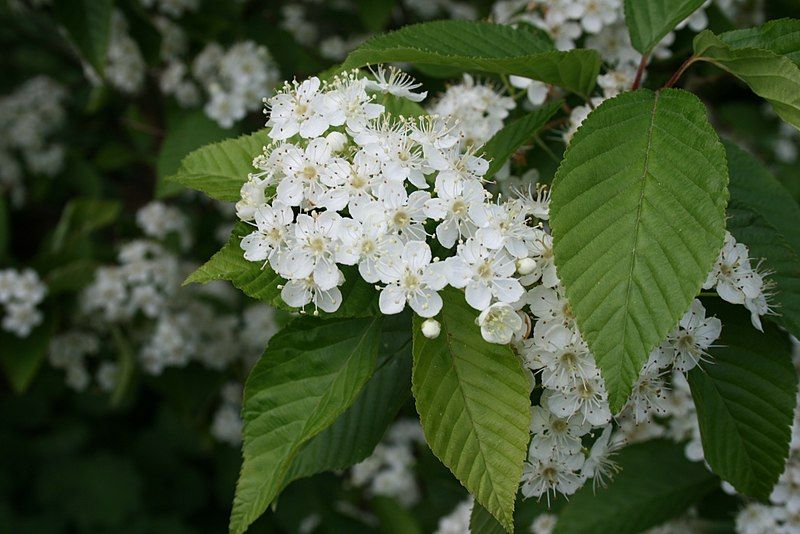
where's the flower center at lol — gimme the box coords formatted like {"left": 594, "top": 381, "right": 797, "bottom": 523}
{"left": 302, "top": 166, "right": 317, "bottom": 180}
{"left": 393, "top": 210, "right": 410, "bottom": 228}
{"left": 477, "top": 261, "right": 493, "bottom": 279}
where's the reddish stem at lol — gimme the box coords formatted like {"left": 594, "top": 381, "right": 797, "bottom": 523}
{"left": 631, "top": 53, "right": 649, "bottom": 91}
{"left": 663, "top": 56, "right": 699, "bottom": 89}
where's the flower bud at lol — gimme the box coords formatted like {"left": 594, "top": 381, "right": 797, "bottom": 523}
{"left": 421, "top": 319, "right": 441, "bottom": 339}
{"left": 516, "top": 257, "right": 537, "bottom": 275}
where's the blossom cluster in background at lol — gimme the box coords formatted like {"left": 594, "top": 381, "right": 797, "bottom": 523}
{"left": 0, "top": 268, "right": 46, "bottom": 337}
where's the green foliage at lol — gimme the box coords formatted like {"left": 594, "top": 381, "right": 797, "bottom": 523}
{"left": 230, "top": 316, "right": 383, "bottom": 534}
{"left": 550, "top": 89, "right": 728, "bottom": 412}
{"left": 341, "top": 20, "right": 602, "bottom": 98}
{"left": 167, "top": 129, "right": 269, "bottom": 202}
{"left": 624, "top": 0, "right": 708, "bottom": 54}
{"left": 688, "top": 302, "right": 797, "bottom": 500}
{"left": 283, "top": 314, "right": 412, "bottom": 483}
{"left": 156, "top": 110, "right": 232, "bottom": 198}
{"left": 553, "top": 440, "right": 718, "bottom": 533}
{"left": 480, "top": 101, "right": 561, "bottom": 179}
{"left": 53, "top": 0, "right": 113, "bottom": 74}
{"left": 50, "top": 197, "right": 121, "bottom": 253}
{"left": 0, "top": 314, "right": 55, "bottom": 393}
{"left": 693, "top": 22, "right": 800, "bottom": 130}
{"left": 723, "top": 141, "right": 800, "bottom": 340}
{"left": 412, "top": 287, "right": 531, "bottom": 532}
{"left": 470, "top": 501, "right": 506, "bottom": 534}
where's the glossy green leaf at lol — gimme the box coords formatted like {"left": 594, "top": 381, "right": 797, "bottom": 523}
{"left": 341, "top": 21, "right": 601, "bottom": 98}
{"left": 230, "top": 316, "right": 383, "bottom": 534}
{"left": 693, "top": 24, "right": 800, "bottom": 130}
{"left": 554, "top": 440, "right": 718, "bottom": 533}
{"left": 285, "top": 313, "right": 412, "bottom": 482}
{"left": 156, "top": 110, "right": 231, "bottom": 198}
{"left": 53, "top": 0, "right": 113, "bottom": 74}
{"left": 167, "top": 129, "right": 269, "bottom": 202}
{"left": 550, "top": 89, "right": 728, "bottom": 411}
{"left": 688, "top": 302, "right": 797, "bottom": 500}
{"left": 412, "top": 287, "right": 531, "bottom": 532}
{"left": 723, "top": 141, "right": 800, "bottom": 340}
{"left": 480, "top": 101, "right": 561, "bottom": 179}
{"left": 717, "top": 18, "right": 800, "bottom": 66}
{"left": 624, "top": 0, "right": 708, "bottom": 54}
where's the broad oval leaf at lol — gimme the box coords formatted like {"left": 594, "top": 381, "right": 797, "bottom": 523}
{"left": 0, "top": 313, "right": 56, "bottom": 393}
{"left": 550, "top": 89, "right": 728, "bottom": 412}
{"left": 554, "top": 440, "right": 718, "bottom": 533}
{"left": 53, "top": 0, "right": 113, "bottom": 75}
{"left": 717, "top": 18, "right": 800, "bottom": 66}
{"left": 688, "top": 301, "right": 797, "bottom": 500}
{"left": 341, "top": 20, "right": 601, "bottom": 98}
{"left": 693, "top": 25, "right": 800, "bottom": 131}
{"left": 230, "top": 316, "right": 383, "bottom": 534}
{"left": 156, "top": 110, "right": 232, "bottom": 198}
{"left": 284, "top": 313, "right": 412, "bottom": 483}
{"left": 412, "top": 287, "right": 531, "bottom": 532}
{"left": 724, "top": 140, "right": 800, "bottom": 339}
{"left": 624, "top": 0, "right": 708, "bottom": 54}
{"left": 167, "top": 129, "right": 269, "bottom": 202}
{"left": 480, "top": 101, "right": 561, "bottom": 180}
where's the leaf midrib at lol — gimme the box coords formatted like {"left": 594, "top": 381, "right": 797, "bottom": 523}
{"left": 613, "top": 91, "right": 661, "bottom": 389}
{"left": 439, "top": 308, "right": 512, "bottom": 529}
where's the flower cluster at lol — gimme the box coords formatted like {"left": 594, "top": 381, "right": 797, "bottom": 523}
{"left": 237, "top": 68, "right": 553, "bottom": 321}
{"left": 47, "top": 331, "right": 110, "bottom": 392}
{"left": 211, "top": 381, "right": 244, "bottom": 446}
{"left": 136, "top": 201, "right": 193, "bottom": 250}
{"left": 704, "top": 231, "right": 772, "bottom": 331}
{"left": 350, "top": 419, "right": 426, "bottom": 507}
{"left": 434, "top": 498, "right": 473, "bottom": 534}
{"left": 0, "top": 269, "right": 47, "bottom": 337}
{"left": 0, "top": 76, "right": 67, "bottom": 205}
{"left": 428, "top": 74, "right": 515, "bottom": 148}
{"left": 85, "top": 10, "right": 146, "bottom": 95}
{"left": 175, "top": 41, "right": 280, "bottom": 128}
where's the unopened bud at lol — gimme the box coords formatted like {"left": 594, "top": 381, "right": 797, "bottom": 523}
{"left": 421, "top": 319, "right": 441, "bottom": 339}
{"left": 516, "top": 258, "right": 537, "bottom": 275}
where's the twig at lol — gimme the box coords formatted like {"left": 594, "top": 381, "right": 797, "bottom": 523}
{"left": 631, "top": 53, "right": 649, "bottom": 90}
{"left": 663, "top": 56, "right": 699, "bottom": 89}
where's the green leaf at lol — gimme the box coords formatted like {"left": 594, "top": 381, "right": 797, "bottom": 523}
{"left": 156, "top": 110, "right": 232, "bottom": 198}
{"left": 723, "top": 140, "right": 800, "bottom": 339}
{"left": 44, "top": 259, "right": 99, "bottom": 296}
{"left": 53, "top": 0, "right": 113, "bottom": 74}
{"left": 110, "top": 326, "right": 137, "bottom": 408}
{"left": 230, "top": 316, "right": 383, "bottom": 534}
{"left": 716, "top": 18, "right": 800, "bottom": 66}
{"left": 50, "top": 198, "right": 121, "bottom": 253}
{"left": 550, "top": 89, "right": 728, "bottom": 412}
{"left": 480, "top": 102, "right": 561, "bottom": 179}
{"left": 0, "top": 314, "right": 56, "bottom": 393}
{"left": 341, "top": 20, "right": 601, "bottom": 98}
{"left": 693, "top": 25, "right": 800, "bottom": 130}
{"left": 688, "top": 301, "right": 797, "bottom": 500}
{"left": 284, "top": 313, "right": 412, "bottom": 482}
{"left": 354, "top": 0, "right": 395, "bottom": 32}
{"left": 554, "top": 440, "right": 718, "bottom": 533}
{"left": 167, "top": 129, "right": 269, "bottom": 202}
{"left": 624, "top": 0, "right": 708, "bottom": 54}
{"left": 470, "top": 501, "right": 506, "bottom": 534}
{"left": 412, "top": 287, "right": 531, "bottom": 532}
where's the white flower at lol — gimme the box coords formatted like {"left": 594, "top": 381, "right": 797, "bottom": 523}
{"left": 544, "top": 377, "right": 612, "bottom": 426}
{"left": 662, "top": 299, "right": 722, "bottom": 373}
{"left": 376, "top": 241, "right": 447, "bottom": 318}
{"left": 240, "top": 202, "right": 294, "bottom": 263}
{"left": 476, "top": 302, "right": 523, "bottom": 344}
{"left": 470, "top": 200, "right": 534, "bottom": 259}
{"left": 581, "top": 425, "right": 621, "bottom": 489}
{"left": 326, "top": 74, "right": 384, "bottom": 133}
{"left": 521, "top": 449, "right": 586, "bottom": 500}
{"left": 266, "top": 77, "right": 333, "bottom": 140}
{"left": 531, "top": 513, "right": 558, "bottom": 534}
{"left": 524, "top": 326, "right": 599, "bottom": 391}
{"left": 424, "top": 177, "right": 483, "bottom": 248}
{"left": 278, "top": 138, "right": 350, "bottom": 209}
{"left": 281, "top": 276, "right": 343, "bottom": 314}
{"left": 445, "top": 238, "right": 524, "bottom": 311}
{"left": 509, "top": 76, "right": 549, "bottom": 106}
{"left": 703, "top": 232, "right": 767, "bottom": 322}
{"left": 528, "top": 405, "right": 590, "bottom": 459}
{"left": 527, "top": 285, "right": 576, "bottom": 332}
{"left": 337, "top": 208, "right": 400, "bottom": 283}
{"left": 379, "top": 188, "right": 431, "bottom": 242}
{"left": 367, "top": 65, "right": 427, "bottom": 102}
{"left": 578, "top": 0, "right": 620, "bottom": 34}
{"left": 277, "top": 211, "right": 343, "bottom": 291}
{"left": 520, "top": 228, "right": 558, "bottom": 287}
